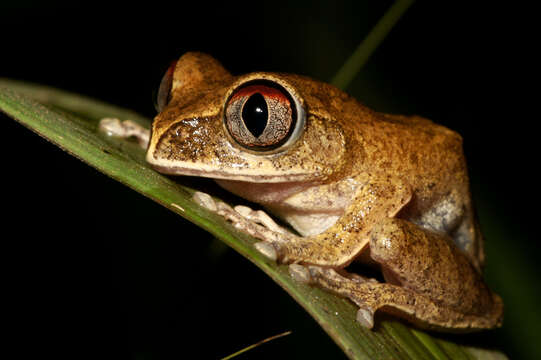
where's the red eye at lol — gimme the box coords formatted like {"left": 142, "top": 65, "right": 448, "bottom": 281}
{"left": 225, "top": 81, "right": 300, "bottom": 151}
{"left": 155, "top": 60, "right": 177, "bottom": 112}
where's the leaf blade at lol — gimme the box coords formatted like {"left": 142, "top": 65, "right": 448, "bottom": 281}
{"left": 0, "top": 80, "right": 506, "bottom": 360}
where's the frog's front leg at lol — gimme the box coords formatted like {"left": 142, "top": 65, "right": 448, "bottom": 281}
{"left": 196, "top": 180, "right": 411, "bottom": 267}
{"left": 265, "top": 180, "right": 412, "bottom": 266}
{"left": 300, "top": 218, "right": 503, "bottom": 330}
{"left": 99, "top": 118, "right": 150, "bottom": 149}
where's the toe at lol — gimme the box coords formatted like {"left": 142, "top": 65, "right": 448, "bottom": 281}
{"left": 289, "top": 264, "right": 312, "bottom": 283}
{"left": 254, "top": 241, "right": 278, "bottom": 261}
{"left": 356, "top": 307, "right": 375, "bottom": 329}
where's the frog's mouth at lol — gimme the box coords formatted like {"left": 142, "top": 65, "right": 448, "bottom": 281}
{"left": 148, "top": 162, "right": 315, "bottom": 183}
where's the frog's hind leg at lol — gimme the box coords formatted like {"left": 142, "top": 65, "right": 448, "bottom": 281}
{"left": 298, "top": 265, "right": 501, "bottom": 331}
{"left": 300, "top": 216, "right": 503, "bottom": 331}
{"left": 288, "top": 217, "right": 504, "bottom": 331}
{"left": 369, "top": 217, "right": 504, "bottom": 326}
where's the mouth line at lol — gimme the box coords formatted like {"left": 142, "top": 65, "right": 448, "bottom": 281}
{"left": 149, "top": 164, "right": 311, "bottom": 183}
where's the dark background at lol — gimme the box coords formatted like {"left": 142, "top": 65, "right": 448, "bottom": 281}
{"left": 1, "top": 1, "right": 537, "bottom": 359}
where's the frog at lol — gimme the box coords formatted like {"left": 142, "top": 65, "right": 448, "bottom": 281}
{"left": 100, "top": 52, "right": 503, "bottom": 332}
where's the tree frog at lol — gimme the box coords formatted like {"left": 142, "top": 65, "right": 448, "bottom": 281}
{"left": 100, "top": 52, "right": 503, "bottom": 331}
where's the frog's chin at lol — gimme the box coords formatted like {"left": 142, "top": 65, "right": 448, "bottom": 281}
{"left": 149, "top": 163, "right": 315, "bottom": 183}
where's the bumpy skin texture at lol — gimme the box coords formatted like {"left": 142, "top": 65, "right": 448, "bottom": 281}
{"left": 146, "top": 52, "right": 503, "bottom": 331}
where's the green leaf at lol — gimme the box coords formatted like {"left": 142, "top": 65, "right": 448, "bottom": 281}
{"left": 0, "top": 79, "right": 507, "bottom": 360}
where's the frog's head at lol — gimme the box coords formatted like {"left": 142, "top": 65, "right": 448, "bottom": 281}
{"left": 146, "top": 52, "right": 346, "bottom": 183}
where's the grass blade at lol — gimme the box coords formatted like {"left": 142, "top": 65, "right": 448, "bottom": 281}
{"left": 330, "top": 0, "right": 416, "bottom": 90}
{"left": 220, "top": 331, "right": 292, "bottom": 360}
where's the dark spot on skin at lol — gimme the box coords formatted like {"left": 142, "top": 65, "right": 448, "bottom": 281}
{"left": 409, "top": 152, "right": 418, "bottom": 165}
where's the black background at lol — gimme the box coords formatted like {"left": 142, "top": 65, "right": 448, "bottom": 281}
{"left": 1, "top": 1, "right": 538, "bottom": 359}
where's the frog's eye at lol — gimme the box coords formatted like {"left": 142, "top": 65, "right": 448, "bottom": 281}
{"left": 225, "top": 81, "right": 304, "bottom": 152}
{"left": 155, "top": 60, "right": 177, "bottom": 113}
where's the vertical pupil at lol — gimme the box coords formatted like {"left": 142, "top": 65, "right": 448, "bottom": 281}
{"left": 242, "top": 93, "right": 268, "bottom": 138}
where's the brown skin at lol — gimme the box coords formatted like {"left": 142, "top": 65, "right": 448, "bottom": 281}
{"left": 146, "top": 52, "right": 503, "bottom": 331}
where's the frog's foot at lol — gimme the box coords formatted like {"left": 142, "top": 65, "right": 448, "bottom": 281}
{"left": 99, "top": 118, "right": 150, "bottom": 149}
{"left": 304, "top": 266, "right": 384, "bottom": 329}
{"left": 302, "top": 265, "right": 502, "bottom": 331}
{"left": 233, "top": 205, "right": 291, "bottom": 235}
{"left": 286, "top": 264, "right": 377, "bottom": 328}
{"left": 192, "top": 192, "right": 292, "bottom": 261}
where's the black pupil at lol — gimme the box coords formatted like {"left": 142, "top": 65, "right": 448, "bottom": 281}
{"left": 242, "top": 93, "right": 268, "bottom": 138}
